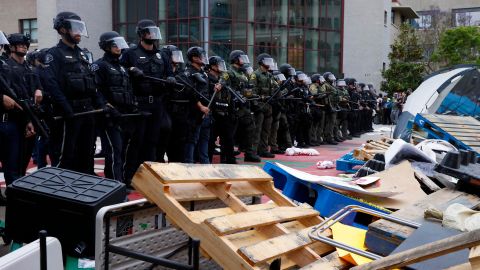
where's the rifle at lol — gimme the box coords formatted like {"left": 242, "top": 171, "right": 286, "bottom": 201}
{"left": 211, "top": 81, "right": 247, "bottom": 104}
{"left": 261, "top": 77, "right": 293, "bottom": 108}
{"left": 0, "top": 73, "right": 50, "bottom": 139}
{"left": 53, "top": 108, "right": 152, "bottom": 120}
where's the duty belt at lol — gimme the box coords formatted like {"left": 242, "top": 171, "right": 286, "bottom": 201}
{"left": 137, "top": 95, "right": 162, "bottom": 104}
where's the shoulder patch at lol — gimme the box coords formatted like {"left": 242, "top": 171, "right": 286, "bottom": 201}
{"left": 222, "top": 72, "right": 229, "bottom": 81}
{"left": 250, "top": 73, "right": 256, "bottom": 80}
{"left": 90, "top": 63, "right": 100, "bottom": 72}
{"left": 44, "top": 53, "right": 54, "bottom": 64}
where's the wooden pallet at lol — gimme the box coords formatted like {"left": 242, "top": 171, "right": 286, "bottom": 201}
{"left": 132, "top": 162, "right": 348, "bottom": 270}
{"left": 353, "top": 138, "right": 392, "bottom": 161}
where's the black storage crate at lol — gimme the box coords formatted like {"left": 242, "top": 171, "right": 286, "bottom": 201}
{"left": 6, "top": 167, "right": 126, "bottom": 257}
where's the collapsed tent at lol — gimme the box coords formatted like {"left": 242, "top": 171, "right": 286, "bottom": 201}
{"left": 394, "top": 65, "right": 480, "bottom": 139}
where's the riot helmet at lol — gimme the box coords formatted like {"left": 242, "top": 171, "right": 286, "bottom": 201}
{"left": 163, "top": 45, "right": 184, "bottom": 64}
{"left": 337, "top": 79, "right": 347, "bottom": 88}
{"left": 53, "top": 11, "right": 88, "bottom": 45}
{"left": 311, "top": 74, "right": 325, "bottom": 84}
{"left": 279, "top": 63, "right": 296, "bottom": 77}
{"left": 272, "top": 70, "right": 286, "bottom": 82}
{"left": 136, "top": 19, "right": 162, "bottom": 45}
{"left": 295, "top": 71, "right": 307, "bottom": 83}
{"left": 99, "top": 31, "right": 129, "bottom": 52}
{"left": 257, "top": 53, "right": 274, "bottom": 70}
{"left": 8, "top": 33, "right": 30, "bottom": 57}
{"left": 207, "top": 56, "right": 227, "bottom": 73}
{"left": 229, "top": 50, "right": 250, "bottom": 65}
{"left": 187, "top": 46, "right": 208, "bottom": 65}
{"left": 323, "top": 72, "right": 336, "bottom": 84}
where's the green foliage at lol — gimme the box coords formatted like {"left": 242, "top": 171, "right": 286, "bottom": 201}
{"left": 431, "top": 26, "right": 480, "bottom": 67}
{"left": 382, "top": 23, "right": 425, "bottom": 95}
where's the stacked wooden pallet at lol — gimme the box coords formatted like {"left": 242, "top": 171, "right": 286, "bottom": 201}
{"left": 353, "top": 138, "right": 393, "bottom": 161}
{"left": 132, "top": 162, "right": 350, "bottom": 270}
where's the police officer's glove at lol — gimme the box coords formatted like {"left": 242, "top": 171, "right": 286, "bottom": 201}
{"left": 166, "top": 76, "right": 177, "bottom": 85}
{"left": 104, "top": 105, "right": 122, "bottom": 118}
{"left": 128, "top": 67, "right": 144, "bottom": 78}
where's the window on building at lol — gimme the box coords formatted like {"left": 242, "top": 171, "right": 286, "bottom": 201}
{"left": 411, "top": 12, "right": 432, "bottom": 29}
{"left": 391, "top": 10, "right": 395, "bottom": 25}
{"left": 384, "top": 10, "right": 388, "bottom": 25}
{"left": 20, "top": 19, "right": 37, "bottom": 43}
{"left": 453, "top": 7, "right": 480, "bottom": 27}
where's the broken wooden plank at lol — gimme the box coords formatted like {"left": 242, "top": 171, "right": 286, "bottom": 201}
{"left": 299, "top": 251, "right": 351, "bottom": 270}
{"left": 414, "top": 170, "right": 441, "bottom": 193}
{"left": 352, "top": 229, "right": 480, "bottom": 270}
{"left": 238, "top": 226, "right": 327, "bottom": 265}
{"left": 189, "top": 203, "right": 277, "bottom": 223}
{"left": 205, "top": 206, "right": 319, "bottom": 235}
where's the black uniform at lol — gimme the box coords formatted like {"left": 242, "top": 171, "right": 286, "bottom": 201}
{"left": 42, "top": 40, "right": 100, "bottom": 174}
{"left": 0, "top": 59, "right": 23, "bottom": 185}
{"left": 93, "top": 52, "right": 142, "bottom": 184}
{"left": 208, "top": 73, "right": 236, "bottom": 163}
{"left": 348, "top": 88, "right": 361, "bottom": 137}
{"left": 5, "top": 57, "right": 43, "bottom": 175}
{"left": 120, "top": 44, "right": 172, "bottom": 163}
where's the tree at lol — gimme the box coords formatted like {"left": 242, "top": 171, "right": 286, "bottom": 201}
{"left": 382, "top": 23, "right": 426, "bottom": 95}
{"left": 431, "top": 26, "right": 480, "bottom": 67}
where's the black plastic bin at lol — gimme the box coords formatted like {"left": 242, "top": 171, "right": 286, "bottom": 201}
{"left": 6, "top": 167, "right": 126, "bottom": 257}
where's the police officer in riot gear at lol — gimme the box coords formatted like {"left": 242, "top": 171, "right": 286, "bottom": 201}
{"left": 309, "top": 74, "right": 326, "bottom": 145}
{"left": 161, "top": 45, "right": 184, "bottom": 75}
{"left": 269, "top": 70, "right": 292, "bottom": 153}
{"left": 251, "top": 53, "right": 277, "bottom": 158}
{"left": 42, "top": 11, "right": 100, "bottom": 174}
{"left": 345, "top": 78, "right": 361, "bottom": 137}
{"left": 0, "top": 31, "right": 25, "bottom": 185}
{"left": 5, "top": 33, "right": 43, "bottom": 175}
{"left": 180, "top": 46, "right": 211, "bottom": 164}
{"left": 207, "top": 55, "right": 237, "bottom": 163}
{"left": 322, "top": 72, "right": 340, "bottom": 145}
{"left": 291, "top": 71, "right": 312, "bottom": 148}
{"left": 336, "top": 79, "right": 352, "bottom": 140}
{"left": 120, "top": 19, "right": 174, "bottom": 163}
{"left": 223, "top": 50, "right": 261, "bottom": 162}
{"left": 359, "top": 83, "right": 375, "bottom": 132}
{"left": 93, "top": 31, "right": 141, "bottom": 185}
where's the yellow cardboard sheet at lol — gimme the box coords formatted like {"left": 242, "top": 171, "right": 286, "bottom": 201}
{"left": 331, "top": 223, "right": 372, "bottom": 266}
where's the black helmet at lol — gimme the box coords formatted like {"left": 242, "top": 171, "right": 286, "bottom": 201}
{"left": 162, "top": 45, "right": 184, "bottom": 63}
{"left": 26, "top": 49, "right": 39, "bottom": 65}
{"left": 186, "top": 46, "right": 208, "bottom": 64}
{"left": 36, "top": 48, "right": 50, "bottom": 65}
{"left": 311, "top": 73, "right": 326, "bottom": 84}
{"left": 295, "top": 71, "right": 307, "bottom": 82}
{"left": 136, "top": 19, "right": 161, "bottom": 40}
{"left": 257, "top": 53, "right": 274, "bottom": 68}
{"left": 323, "top": 72, "right": 336, "bottom": 83}
{"left": 229, "top": 50, "right": 249, "bottom": 64}
{"left": 272, "top": 70, "right": 286, "bottom": 82}
{"left": 98, "top": 31, "right": 128, "bottom": 51}
{"left": 344, "top": 78, "right": 357, "bottom": 87}
{"left": 279, "top": 63, "right": 296, "bottom": 77}
{"left": 207, "top": 55, "right": 227, "bottom": 72}
{"left": 53, "top": 11, "right": 87, "bottom": 37}
{"left": 7, "top": 33, "right": 30, "bottom": 48}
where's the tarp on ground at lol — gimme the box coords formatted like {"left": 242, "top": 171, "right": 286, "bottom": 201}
{"left": 394, "top": 65, "right": 480, "bottom": 139}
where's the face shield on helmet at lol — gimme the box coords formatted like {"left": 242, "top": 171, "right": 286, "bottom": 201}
{"left": 0, "top": 31, "right": 9, "bottom": 46}
{"left": 270, "top": 61, "right": 278, "bottom": 71}
{"left": 216, "top": 59, "right": 227, "bottom": 72}
{"left": 242, "top": 64, "right": 253, "bottom": 75}
{"left": 141, "top": 26, "right": 162, "bottom": 40}
{"left": 261, "top": 57, "right": 274, "bottom": 68}
{"left": 319, "top": 76, "right": 326, "bottom": 84}
{"left": 109, "top": 37, "right": 129, "bottom": 50}
{"left": 274, "top": 73, "right": 286, "bottom": 82}
{"left": 239, "top": 54, "right": 250, "bottom": 64}
{"left": 337, "top": 80, "right": 347, "bottom": 87}
{"left": 171, "top": 50, "right": 184, "bottom": 63}
{"left": 65, "top": 19, "right": 88, "bottom": 37}
{"left": 287, "top": 67, "right": 296, "bottom": 76}
{"left": 328, "top": 74, "right": 336, "bottom": 82}
{"left": 363, "top": 85, "right": 369, "bottom": 91}
{"left": 304, "top": 77, "right": 312, "bottom": 85}
{"left": 296, "top": 73, "right": 307, "bottom": 82}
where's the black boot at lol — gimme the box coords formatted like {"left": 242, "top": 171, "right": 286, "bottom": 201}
{"left": 244, "top": 154, "right": 261, "bottom": 162}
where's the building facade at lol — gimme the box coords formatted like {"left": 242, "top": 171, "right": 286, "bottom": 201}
{"left": 112, "top": 0, "right": 343, "bottom": 75}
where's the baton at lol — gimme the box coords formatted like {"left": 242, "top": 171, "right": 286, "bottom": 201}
{"left": 53, "top": 109, "right": 104, "bottom": 120}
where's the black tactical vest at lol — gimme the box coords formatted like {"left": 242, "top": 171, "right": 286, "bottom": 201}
{"left": 131, "top": 48, "right": 165, "bottom": 96}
